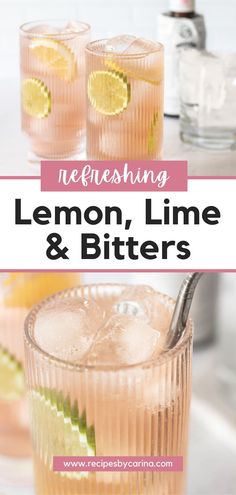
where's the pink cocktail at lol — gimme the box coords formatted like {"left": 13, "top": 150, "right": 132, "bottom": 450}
{"left": 25, "top": 284, "right": 192, "bottom": 495}
{"left": 20, "top": 20, "right": 90, "bottom": 163}
{"left": 86, "top": 36, "right": 164, "bottom": 160}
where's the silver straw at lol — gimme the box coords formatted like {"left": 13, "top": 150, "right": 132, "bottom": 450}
{"left": 166, "top": 272, "right": 203, "bottom": 349}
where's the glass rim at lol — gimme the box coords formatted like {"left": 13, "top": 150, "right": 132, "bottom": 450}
{"left": 19, "top": 19, "right": 91, "bottom": 38}
{"left": 24, "top": 283, "right": 193, "bottom": 373}
{"left": 85, "top": 38, "right": 164, "bottom": 58}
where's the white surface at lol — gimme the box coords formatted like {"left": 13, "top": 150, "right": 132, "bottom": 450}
{"left": 0, "top": 77, "right": 235, "bottom": 176}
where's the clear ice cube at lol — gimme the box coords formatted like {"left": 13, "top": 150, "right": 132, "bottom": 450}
{"left": 113, "top": 285, "right": 156, "bottom": 320}
{"left": 121, "top": 37, "right": 157, "bottom": 55}
{"left": 199, "top": 54, "right": 226, "bottom": 114}
{"left": 86, "top": 313, "right": 161, "bottom": 366}
{"left": 104, "top": 35, "right": 137, "bottom": 54}
{"left": 104, "top": 35, "right": 155, "bottom": 55}
{"left": 34, "top": 297, "right": 104, "bottom": 362}
{"left": 64, "top": 21, "right": 81, "bottom": 34}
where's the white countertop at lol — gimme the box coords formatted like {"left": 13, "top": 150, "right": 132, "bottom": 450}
{"left": 0, "top": 77, "right": 235, "bottom": 177}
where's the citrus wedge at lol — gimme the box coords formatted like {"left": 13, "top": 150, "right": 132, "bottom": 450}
{"left": 31, "top": 388, "right": 95, "bottom": 478}
{"left": 104, "top": 58, "right": 160, "bottom": 86}
{"left": 0, "top": 346, "right": 24, "bottom": 401}
{"left": 3, "top": 273, "right": 79, "bottom": 308}
{"left": 88, "top": 70, "right": 130, "bottom": 115}
{"left": 22, "top": 78, "right": 51, "bottom": 118}
{"left": 30, "top": 38, "right": 76, "bottom": 82}
{"left": 148, "top": 111, "right": 159, "bottom": 155}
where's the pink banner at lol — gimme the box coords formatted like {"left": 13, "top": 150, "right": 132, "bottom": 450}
{"left": 41, "top": 160, "right": 187, "bottom": 192}
{"left": 53, "top": 456, "right": 183, "bottom": 472}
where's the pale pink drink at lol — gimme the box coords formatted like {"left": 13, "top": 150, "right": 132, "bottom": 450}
{"left": 0, "top": 272, "right": 80, "bottom": 487}
{"left": 20, "top": 20, "right": 90, "bottom": 164}
{"left": 25, "top": 284, "right": 192, "bottom": 495}
{"left": 86, "top": 36, "right": 164, "bottom": 160}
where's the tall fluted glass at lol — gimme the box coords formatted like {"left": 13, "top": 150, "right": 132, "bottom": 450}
{"left": 25, "top": 284, "right": 192, "bottom": 495}
{"left": 86, "top": 38, "right": 164, "bottom": 160}
{"left": 20, "top": 20, "right": 90, "bottom": 164}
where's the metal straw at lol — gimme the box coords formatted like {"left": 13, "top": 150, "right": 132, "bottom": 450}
{"left": 166, "top": 272, "right": 203, "bottom": 349}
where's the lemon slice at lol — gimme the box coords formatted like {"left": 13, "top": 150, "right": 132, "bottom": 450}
{"left": 3, "top": 273, "right": 79, "bottom": 308}
{"left": 31, "top": 388, "right": 95, "bottom": 478}
{"left": 22, "top": 78, "right": 51, "bottom": 118}
{"left": 105, "top": 58, "right": 160, "bottom": 86}
{"left": 148, "top": 111, "right": 159, "bottom": 156}
{"left": 0, "top": 346, "right": 24, "bottom": 401}
{"left": 30, "top": 38, "right": 76, "bottom": 82}
{"left": 88, "top": 70, "right": 130, "bottom": 116}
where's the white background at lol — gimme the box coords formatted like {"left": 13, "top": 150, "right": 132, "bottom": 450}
{"left": 0, "top": 178, "right": 234, "bottom": 270}
{"left": 0, "top": 0, "right": 236, "bottom": 77}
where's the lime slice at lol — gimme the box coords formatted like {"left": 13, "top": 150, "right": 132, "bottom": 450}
{"left": 148, "top": 111, "right": 159, "bottom": 156}
{"left": 30, "top": 38, "right": 76, "bottom": 82}
{"left": 0, "top": 346, "right": 24, "bottom": 401}
{"left": 88, "top": 70, "right": 130, "bottom": 116}
{"left": 31, "top": 388, "right": 96, "bottom": 478}
{"left": 22, "top": 78, "right": 51, "bottom": 118}
{"left": 104, "top": 58, "right": 160, "bottom": 86}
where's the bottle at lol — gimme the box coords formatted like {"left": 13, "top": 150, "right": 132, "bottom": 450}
{"left": 158, "top": 0, "right": 206, "bottom": 117}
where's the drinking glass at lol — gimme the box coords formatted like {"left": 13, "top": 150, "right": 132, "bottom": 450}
{"left": 0, "top": 272, "right": 80, "bottom": 487}
{"left": 86, "top": 37, "right": 164, "bottom": 160}
{"left": 20, "top": 20, "right": 90, "bottom": 164}
{"left": 24, "top": 283, "right": 192, "bottom": 495}
{"left": 216, "top": 274, "right": 236, "bottom": 408}
{"left": 179, "top": 49, "right": 236, "bottom": 150}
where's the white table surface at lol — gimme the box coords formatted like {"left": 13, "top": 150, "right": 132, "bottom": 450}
{"left": 0, "top": 77, "right": 235, "bottom": 176}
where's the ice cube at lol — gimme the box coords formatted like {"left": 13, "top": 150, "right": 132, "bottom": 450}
{"left": 196, "top": 54, "right": 226, "bottom": 127}
{"left": 64, "top": 21, "right": 82, "bottom": 34}
{"left": 122, "top": 37, "right": 157, "bottom": 55}
{"left": 34, "top": 297, "right": 104, "bottom": 362}
{"left": 104, "top": 35, "right": 156, "bottom": 56}
{"left": 143, "top": 379, "right": 179, "bottom": 408}
{"left": 113, "top": 285, "right": 171, "bottom": 344}
{"left": 104, "top": 35, "right": 137, "bottom": 54}
{"left": 114, "top": 285, "right": 155, "bottom": 320}
{"left": 86, "top": 313, "right": 161, "bottom": 366}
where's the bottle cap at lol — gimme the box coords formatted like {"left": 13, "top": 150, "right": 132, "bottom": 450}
{"left": 170, "top": 0, "right": 195, "bottom": 13}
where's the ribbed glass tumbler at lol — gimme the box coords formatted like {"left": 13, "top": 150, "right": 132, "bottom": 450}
{"left": 20, "top": 20, "right": 90, "bottom": 163}
{"left": 24, "top": 284, "right": 192, "bottom": 495}
{"left": 86, "top": 38, "right": 164, "bottom": 160}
